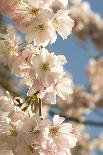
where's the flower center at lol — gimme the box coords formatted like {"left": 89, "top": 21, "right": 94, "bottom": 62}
{"left": 5, "top": 40, "right": 17, "bottom": 55}
{"left": 49, "top": 126, "right": 60, "bottom": 137}
{"left": 9, "top": 129, "right": 17, "bottom": 136}
{"left": 41, "top": 63, "right": 50, "bottom": 71}
{"left": 11, "top": 0, "right": 20, "bottom": 5}
{"left": 37, "top": 23, "right": 45, "bottom": 32}
{"left": 27, "top": 7, "right": 40, "bottom": 17}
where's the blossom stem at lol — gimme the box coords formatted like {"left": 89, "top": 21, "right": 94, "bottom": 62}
{"left": 39, "top": 98, "right": 42, "bottom": 116}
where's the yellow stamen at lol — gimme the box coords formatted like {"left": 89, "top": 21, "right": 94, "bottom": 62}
{"left": 50, "top": 126, "right": 60, "bottom": 137}
{"left": 41, "top": 63, "right": 50, "bottom": 71}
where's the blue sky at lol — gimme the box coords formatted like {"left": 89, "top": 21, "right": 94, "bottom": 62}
{"left": 52, "top": 0, "right": 103, "bottom": 86}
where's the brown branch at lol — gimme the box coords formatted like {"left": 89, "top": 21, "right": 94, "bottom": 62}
{"left": 39, "top": 98, "right": 42, "bottom": 117}
{"left": 49, "top": 110, "right": 103, "bottom": 127}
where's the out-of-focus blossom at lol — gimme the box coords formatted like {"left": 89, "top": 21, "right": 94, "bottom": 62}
{"left": 72, "top": 132, "right": 93, "bottom": 155}
{"left": 0, "top": 0, "right": 21, "bottom": 16}
{"left": 51, "top": 0, "right": 68, "bottom": 13}
{"left": 86, "top": 57, "right": 103, "bottom": 94}
{"left": 70, "top": 0, "right": 82, "bottom": 5}
{"left": 57, "top": 87, "right": 94, "bottom": 117}
{"left": 70, "top": 0, "right": 103, "bottom": 51}
{"left": 94, "top": 93, "right": 103, "bottom": 108}
{"left": 92, "top": 133, "right": 103, "bottom": 151}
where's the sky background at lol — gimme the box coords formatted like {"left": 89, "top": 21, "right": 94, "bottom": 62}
{"left": 52, "top": 0, "right": 103, "bottom": 86}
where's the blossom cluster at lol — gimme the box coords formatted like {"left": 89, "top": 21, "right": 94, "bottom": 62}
{"left": 0, "top": 0, "right": 74, "bottom": 45}
{"left": 0, "top": 0, "right": 74, "bottom": 105}
{"left": 0, "top": 96, "right": 77, "bottom": 155}
{"left": 0, "top": 0, "right": 77, "bottom": 155}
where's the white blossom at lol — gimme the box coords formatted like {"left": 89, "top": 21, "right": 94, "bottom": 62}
{"left": 53, "top": 10, "right": 74, "bottom": 39}
{"left": 25, "top": 19, "right": 56, "bottom": 46}
{"left": 49, "top": 115, "right": 77, "bottom": 154}
{"left": 31, "top": 48, "right": 66, "bottom": 86}
{"left": 44, "top": 74, "right": 73, "bottom": 104}
{"left": 13, "top": 0, "right": 53, "bottom": 22}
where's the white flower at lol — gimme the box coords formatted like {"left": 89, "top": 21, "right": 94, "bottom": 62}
{"left": 31, "top": 48, "right": 66, "bottom": 86}
{"left": 53, "top": 10, "right": 74, "bottom": 39}
{"left": 49, "top": 115, "right": 78, "bottom": 154}
{"left": 44, "top": 74, "right": 73, "bottom": 104}
{"left": 14, "top": 0, "right": 53, "bottom": 22}
{"left": 25, "top": 19, "right": 56, "bottom": 46}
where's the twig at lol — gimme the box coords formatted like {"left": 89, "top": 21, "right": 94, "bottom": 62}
{"left": 39, "top": 98, "right": 42, "bottom": 117}
{"left": 49, "top": 110, "right": 103, "bottom": 127}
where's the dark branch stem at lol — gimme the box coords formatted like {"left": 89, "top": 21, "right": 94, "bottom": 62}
{"left": 49, "top": 110, "right": 103, "bottom": 127}
{"left": 39, "top": 98, "right": 42, "bottom": 117}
